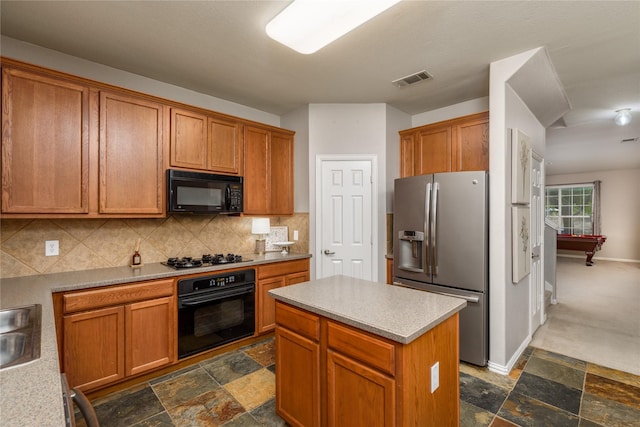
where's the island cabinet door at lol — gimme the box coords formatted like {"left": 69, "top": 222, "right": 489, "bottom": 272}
{"left": 275, "top": 326, "right": 321, "bottom": 427}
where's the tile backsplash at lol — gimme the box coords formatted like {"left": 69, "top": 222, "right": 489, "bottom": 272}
{"left": 0, "top": 213, "right": 309, "bottom": 279}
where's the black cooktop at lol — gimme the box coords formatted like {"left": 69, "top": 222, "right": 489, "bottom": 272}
{"left": 162, "top": 253, "right": 251, "bottom": 269}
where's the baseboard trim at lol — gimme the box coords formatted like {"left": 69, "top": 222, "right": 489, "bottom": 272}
{"left": 557, "top": 254, "right": 640, "bottom": 264}
{"left": 488, "top": 335, "right": 531, "bottom": 376}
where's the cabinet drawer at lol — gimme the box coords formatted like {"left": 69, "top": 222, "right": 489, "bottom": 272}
{"left": 275, "top": 303, "right": 320, "bottom": 341}
{"left": 258, "top": 259, "right": 309, "bottom": 279}
{"left": 63, "top": 279, "right": 174, "bottom": 313}
{"left": 327, "top": 321, "right": 396, "bottom": 376}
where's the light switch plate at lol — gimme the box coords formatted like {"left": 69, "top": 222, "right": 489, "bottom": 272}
{"left": 431, "top": 361, "right": 439, "bottom": 393}
{"left": 45, "top": 240, "right": 59, "bottom": 256}
{"left": 293, "top": 230, "right": 299, "bottom": 241}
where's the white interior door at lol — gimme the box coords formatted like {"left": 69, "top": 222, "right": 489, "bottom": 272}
{"left": 318, "top": 159, "right": 373, "bottom": 280}
{"left": 530, "top": 153, "right": 545, "bottom": 333}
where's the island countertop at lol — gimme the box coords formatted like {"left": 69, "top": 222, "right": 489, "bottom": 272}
{"left": 269, "top": 275, "right": 466, "bottom": 344}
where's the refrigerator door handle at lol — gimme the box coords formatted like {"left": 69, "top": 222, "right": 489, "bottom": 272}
{"left": 431, "top": 290, "right": 479, "bottom": 304}
{"left": 425, "top": 182, "right": 432, "bottom": 275}
{"left": 431, "top": 182, "right": 439, "bottom": 275}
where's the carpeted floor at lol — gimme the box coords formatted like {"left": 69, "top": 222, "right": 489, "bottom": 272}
{"left": 531, "top": 257, "right": 640, "bottom": 376}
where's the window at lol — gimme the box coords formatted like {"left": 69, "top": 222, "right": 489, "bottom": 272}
{"left": 545, "top": 184, "right": 594, "bottom": 235}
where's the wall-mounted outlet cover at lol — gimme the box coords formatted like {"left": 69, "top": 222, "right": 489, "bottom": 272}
{"left": 45, "top": 240, "right": 59, "bottom": 257}
{"left": 431, "top": 361, "right": 439, "bottom": 393}
{"left": 293, "top": 230, "right": 299, "bottom": 241}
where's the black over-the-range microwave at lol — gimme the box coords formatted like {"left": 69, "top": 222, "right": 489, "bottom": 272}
{"left": 167, "top": 169, "right": 243, "bottom": 214}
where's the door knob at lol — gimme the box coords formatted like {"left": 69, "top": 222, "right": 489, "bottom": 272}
{"left": 531, "top": 254, "right": 540, "bottom": 259}
{"left": 324, "top": 250, "right": 335, "bottom": 255}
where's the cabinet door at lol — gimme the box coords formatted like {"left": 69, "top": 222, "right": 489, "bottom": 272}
{"left": 125, "top": 296, "right": 176, "bottom": 376}
{"left": 452, "top": 116, "right": 489, "bottom": 171}
{"left": 243, "top": 125, "right": 270, "bottom": 214}
{"left": 286, "top": 271, "right": 310, "bottom": 286}
{"left": 63, "top": 306, "right": 125, "bottom": 391}
{"left": 327, "top": 350, "right": 395, "bottom": 427}
{"left": 269, "top": 131, "right": 294, "bottom": 215}
{"left": 415, "top": 126, "right": 451, "bottom": 174}
{"left": 276, "top": 326, "right": 321, "bottom": 427}
{"left": 170, "top": 108, "right": 207, "bottom": 170}
{"left": 399, "top": 132, "right": 415, "bottom": 178}
{"left": 99, "top": 91, "right": 164, "bottom": 215}
{"left": 257, "top": 276, "right": 285, "bottom": 333}
{"left": 1, "top": 67, "right": 89, "bottom": 213}
{"left": 209, "top": 117, "right": 242, "bottom": 174}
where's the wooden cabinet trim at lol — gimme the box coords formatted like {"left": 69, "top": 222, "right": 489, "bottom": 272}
{"left": 63, "top": 279, "right": 174, "bottom": 314}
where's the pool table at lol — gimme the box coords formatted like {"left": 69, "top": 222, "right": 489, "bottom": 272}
{"left": 557, "top": 234, "right": 607, "bottom": 266}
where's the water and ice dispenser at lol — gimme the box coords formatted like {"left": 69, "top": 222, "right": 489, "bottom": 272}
{"left": 397, "top": 230, "right": 425, "bottom": 272}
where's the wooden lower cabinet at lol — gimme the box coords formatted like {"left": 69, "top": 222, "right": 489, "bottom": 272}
{"left": 60, "top": 278, "right": 176, "bottom": 391}
{"left": 275, "top": 325, "right": 321, "bottom": 427}
{"left": 63, "top": 305, "right": 125, "bottom": 391}
{"left": 256, "top": 258, "right": 310, "bottom": 334}
{"left": 125, "top": 296, "right": 175, "bottom": 376}
{"left": 275, "top": 301, "right": 460, "bottom": 427}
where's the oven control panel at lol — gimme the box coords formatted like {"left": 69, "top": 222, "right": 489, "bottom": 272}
{"left": 178, "top": 269, "right": 256, "bottom": 295}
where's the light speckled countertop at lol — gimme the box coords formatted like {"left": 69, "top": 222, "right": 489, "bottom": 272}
{"left": 0, "top": 252, "right": 310, "bottom": 426}
{"left": 269, "top": 275, "right": 466, "bottom": 344}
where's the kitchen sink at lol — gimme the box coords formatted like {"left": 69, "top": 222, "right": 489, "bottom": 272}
{"left": 0, "top": 305, "right": 41, "bottom": 370}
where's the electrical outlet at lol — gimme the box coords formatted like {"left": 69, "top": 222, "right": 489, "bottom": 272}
{"left": 430, "top": 361, "right": 439, "bottom": 393}
{"left": 45, "top": 240, "right": 59, "bottom": 257}
{"left": 293, "top": 230, "right": 299, "bottom": 241}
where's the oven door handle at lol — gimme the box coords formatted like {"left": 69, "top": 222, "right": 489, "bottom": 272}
{"left": 179, "top": 284, "right": 255, "bottom": 307}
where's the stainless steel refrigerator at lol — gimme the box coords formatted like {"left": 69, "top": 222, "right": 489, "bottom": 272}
{"left": 392, "top": 171, "right": 488, "bottom": 366}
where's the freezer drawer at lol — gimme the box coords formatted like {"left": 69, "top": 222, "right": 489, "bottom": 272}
{"left": 393, "top": 278, "right": 487, "bottom": 366}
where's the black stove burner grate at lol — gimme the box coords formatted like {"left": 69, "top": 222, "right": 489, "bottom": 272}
{"left": 163, "top": 254, "right": 248, "bottom": 269}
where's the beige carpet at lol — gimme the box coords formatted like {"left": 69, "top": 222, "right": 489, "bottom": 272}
{"left": 531, "top": 257, "right": 640, "bottom": 376}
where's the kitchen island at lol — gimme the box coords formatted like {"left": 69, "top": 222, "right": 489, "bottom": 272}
{"left": 269, "top": 275, "right": 466, "bottom": 427}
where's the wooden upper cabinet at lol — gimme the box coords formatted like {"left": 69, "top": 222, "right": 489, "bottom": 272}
{"left": 399, "top": 111, "right": 489, "bottom": 177}
{"left": 1, "top": 67, "right": 90, "bottom": 214}
{"left": 170, "top": 108, "right": 208, "bottom": 170}
{"left": 208, "top": 116, "right": 242, "bottom": 175}
{"left": 99, "top": 91, "right": 165, "bottom": 215}
{"left": 244, "top": 126, "right": 270, "bottom": 214}
{"left": 452, "top": 115, "right": 489, "bottom": 172}
{"left": 244, "top": 125, "right": 294, "bottom": 215}
{"left": 170, "top": 107, "right": 242, "bottom": 175}
{"left": 270, "top": 131, "right": 294, "bottom": 215}
{"left": 415, "top": 125, "right": 452, "bottom": 174}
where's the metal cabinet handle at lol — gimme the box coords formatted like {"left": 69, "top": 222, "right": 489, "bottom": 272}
{"left": 324, "top": 250, "right": 335, "bottom": 255}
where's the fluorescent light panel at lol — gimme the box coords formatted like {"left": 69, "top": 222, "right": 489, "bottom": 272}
{"left": 266, "top": 0, "right": 401, "bottom": 54}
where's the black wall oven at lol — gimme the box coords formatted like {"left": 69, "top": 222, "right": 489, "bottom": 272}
{"left": 177, "top": 269, "right": 255, "bottom": 359}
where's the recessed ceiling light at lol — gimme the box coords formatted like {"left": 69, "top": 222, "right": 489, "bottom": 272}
{"left": 614, "top": 108, "right": 632, "bottom": 126}
{"left": 266, "top": 0, "right": 401, "bottom": 54}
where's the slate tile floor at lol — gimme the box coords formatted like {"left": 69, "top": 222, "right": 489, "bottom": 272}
{"left": 79, "top": 338, "right": 640, "bottom": 426}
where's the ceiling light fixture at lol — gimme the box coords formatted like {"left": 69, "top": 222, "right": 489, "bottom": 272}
{"left": 614, "top": 108, "right": 632, "bottom": 126}
{"left": 266, "top": 0, "right": 401, "bottom": 54}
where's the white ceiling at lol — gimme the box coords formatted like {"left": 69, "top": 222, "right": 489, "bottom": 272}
{"left": 1, "top": 1, "right": 639, "bottom": 175}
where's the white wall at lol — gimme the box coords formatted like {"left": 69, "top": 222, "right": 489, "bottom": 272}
{"left": 385, "top": 105, "right": 411, "bottom": 211}
{"left": 1, "top": 36, "right": 279, "bottom": 126}
{"left": 281, "top": 105, "right": 310, "bottom": 213}
{"left": 412, "top": 97, "right": 489, "bottom": 128}
{"left": 306, "top": 104, "right": 392, "bottom": 282}
{"left": 547, "top": 168, "right": 640, "bottom": 262}
{"left": 488, "top": 47, "right": 564, "bottom": 374}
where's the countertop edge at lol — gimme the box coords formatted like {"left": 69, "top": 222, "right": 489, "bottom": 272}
{"left": 270, "top": 276, "right": 466, "bottom": 344}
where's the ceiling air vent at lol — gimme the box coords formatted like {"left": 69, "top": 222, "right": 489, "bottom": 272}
{"left": 621, "top": 137, "right": 638, "bottom": 143}
{"left": 392, "top": 70, "right": 433, "bottom": 87}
